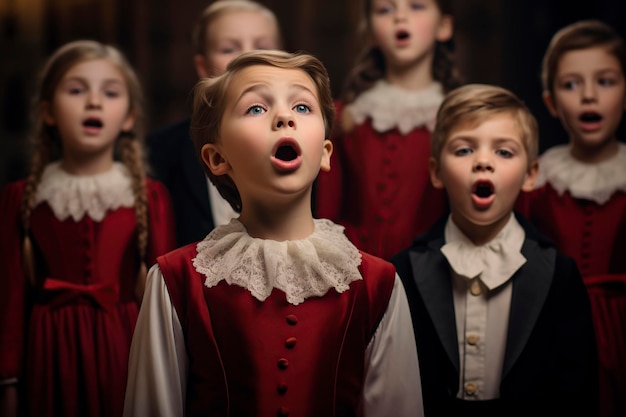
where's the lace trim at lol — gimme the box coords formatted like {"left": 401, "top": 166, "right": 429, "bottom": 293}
{"left": 35, "top": 162, "right": 135, "bottom": 222}
{"left": 346, "top": 80, "right": 444, "bottom": 134}
{"left": 535, "top": 143, "right": 626, "bottom": 204}
{"left": 192, "top": 218, "right": 363, "bottom": 305}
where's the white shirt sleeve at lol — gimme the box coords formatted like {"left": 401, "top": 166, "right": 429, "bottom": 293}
{"left": 362, "top": 274, "right": 424, "bottom": 417}
{"left": 123, "top": 264, "right": 188, "bottom": 417}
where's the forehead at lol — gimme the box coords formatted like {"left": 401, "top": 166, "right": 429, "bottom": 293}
{"left": 557, "top": 46, "right": 623, "bottom": 75}
{"left": 226, "top": 65, "right": 318, "bottom": 101}
{"left": 448, "top": 112, "right": 522, "bottom": 139}
{"left": 61, "top": 58, "right": 125, "bottom": 82}
{"left": 208, "top": 10, "right": 277, "bottom": 40}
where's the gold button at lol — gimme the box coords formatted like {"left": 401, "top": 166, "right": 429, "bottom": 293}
{"left": 470, "top": 280, "right": 482, "bottom": 296}
{"left": 464, "top": 382, "right": 477, "bottom": 396}
{"left": 467, "top": 334, "right": 479, "bottom": 345}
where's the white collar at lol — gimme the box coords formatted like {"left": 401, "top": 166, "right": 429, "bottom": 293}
{"left": 345, "top": 80, "right": 444, "bottom": 134}
{"left": 536, "top": 143, "right": 626, "bottom": 204}
{"left": 192, "top": 218, "right": 363, "bottom": 305}
{"left": 35, "top": 161, "right": 135, "bottom": 222}
{"left": 441, "top": 214, "right": 526, "bottom": 291}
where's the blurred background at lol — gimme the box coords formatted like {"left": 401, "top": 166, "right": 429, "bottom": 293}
{"left": 1, "top": 0, "right": 625, "bottom": 189}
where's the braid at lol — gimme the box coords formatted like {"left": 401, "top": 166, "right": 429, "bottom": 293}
{"left": 20, "top": 134, "right": 54, "bottom": 287}
{"left": 117, "top": 134, "right": 149, "bottom": 301}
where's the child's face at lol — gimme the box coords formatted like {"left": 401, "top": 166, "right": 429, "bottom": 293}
{"left": 201, "top": 65, "right": 332, "bottom": 209}
{"left": 430, "top": 113, "right": 537, "bottom": 242}
{"left": 196, "top": 11, "right": 280, "bottom": 78}
{"left": 42, "top": 59, "right": 134, "bottom": 166}
{"left": 369, "top": 0, "right": 452, "bottom": 74}
{"left": 546, "top": 46, "right": 626, "bottom": 152}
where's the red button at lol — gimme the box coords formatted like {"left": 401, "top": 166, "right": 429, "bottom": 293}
{"left": 278, "top": 358, "right": 289, "bottom": 369}
{"left": 285, "top": 337, "right": 297, "bottom": 349}
{"left": 286, "top": 315, "right": 298, "bottom": 325}
{"left": 277, "top": 383, "right": 288, "bottom": 394}
{"left": 278, "top": 406, "right": 289, "bottom": 417}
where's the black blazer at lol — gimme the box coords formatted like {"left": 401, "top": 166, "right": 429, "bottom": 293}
{"left": 391, "top": 213, "right": 599, "bottom": 417}
{"left": 147, "top": 119, "right": 215, "bottom": 247}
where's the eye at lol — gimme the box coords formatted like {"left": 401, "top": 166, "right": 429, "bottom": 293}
{"left": 294, "top": 104, "right": 310, "bottom": 114}
{"left": 373, "top": 3, "right": 393, "bottom": 15}
{"left": 454, "top": 147, "right": 472, "bottom": 156}
{"left": 105, "top": 90, "right": 121, "bottom": 98}
{"left": 496, "top": 149, "right": 513, "bottom": 158}
{"left": 68, "top": 86, "right": 85, "bottom": 95}
{"left": 598, "top": 77, "right": 617, "bottom": 87}
{"left": 561, "top": 79, "right": 580, "bottom": 90}
{"left": 246, "top": 105, "right": 266, "bottom": 115}
{"left": 410, "top": 1, "right": 425, "bottom": 10}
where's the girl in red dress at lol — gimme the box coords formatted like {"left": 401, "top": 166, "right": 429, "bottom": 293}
{"left": 0, "top": 40, "right": 176, "bottom": 417}
{"left": 517, "top": 20, "right": 626, "bottom": 417}
{"left": 314, "top": 0, "right": 462, "bottom": 259}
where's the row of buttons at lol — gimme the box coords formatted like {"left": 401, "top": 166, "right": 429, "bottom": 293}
{"left": 276, "top": 314, "right": 299, "bottom": 416}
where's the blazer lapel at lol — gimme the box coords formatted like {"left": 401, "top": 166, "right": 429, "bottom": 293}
{"left": 502, "top": 238, "right": 555, "bottom": 377}
{"left": 410, "top": 239, "right": 460, "bottom": 372}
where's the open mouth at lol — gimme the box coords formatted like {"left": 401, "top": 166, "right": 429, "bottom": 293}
{"left": 270, "top": 138, "right": 302, "bottom": 171}
{"left": 579, "top": 112, "right": 602, "bottom": 123}
{"left": 473, "top": 180, "right": 494, "bottom": 198}
{"left": 396, "top": 30, "right": 410, "bottom": 41}
{"left": 83, "top": 118, "right": 103, "bottom": 128}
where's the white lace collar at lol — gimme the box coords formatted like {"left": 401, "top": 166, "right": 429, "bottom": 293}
{"left": 192, "top": 218, "right": 363, "bottom": 305}
{"left": 35, "top": 161, "right": 135, "bottom": 222}
{"left": 346, "top": 80, "right": 444, "bottom": 134}
{"left": 535, "top": 143, "right": 626, "bottom": 204}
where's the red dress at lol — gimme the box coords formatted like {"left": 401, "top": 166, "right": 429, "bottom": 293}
{"left": 316, "top": 91, "right": 448, "bottom": 260}
{"left": 0, "top": 168, "right": 176, "bottom": 417}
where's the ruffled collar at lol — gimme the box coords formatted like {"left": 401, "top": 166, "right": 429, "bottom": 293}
{"left": 441, "top": 214, "right": 526, "bottom": 292}
{"left": 346, "top": 80, "right": 444, "bottom": 134}
{"left": 192, "top": 218, "right": 363, "bottom": 305}
{"left": 35, "top": 161, "right": 135, "bottom": 222}
{"left": 535, "top": 143, "right": 626, "bottom": 204}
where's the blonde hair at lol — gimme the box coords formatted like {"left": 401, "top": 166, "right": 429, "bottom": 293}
{"left": 190, "top": 50, "right": 335, "bottom": 212}
{"left": 542, "top": 19, "right": 625, "bottom": 97}
{"left": 21, "top": 40, "right": 150, "bottom": 298}
{"left": 341, "top": 0, "right": 461, "bottom": 104}
{"left": 431, "top": 84, "right": 539, "bottom": 168}
{"left": 191, "top": 0, "right": 282, "bottom": 56}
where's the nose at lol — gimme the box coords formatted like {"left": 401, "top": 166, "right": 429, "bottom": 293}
{"left": 86, "top": 91, "right": 102, "bottom": 109}
{"left": 581, "top": 83, "right": 597, "bottom": 103}
{"left": 472, "top": 153, "right": 494, "bottom": 173}
{"left": 394, "top": 6, "right": 408, "bottom": 21}
{"left": 274, "top": 112, "right": 295, "bottom": 130}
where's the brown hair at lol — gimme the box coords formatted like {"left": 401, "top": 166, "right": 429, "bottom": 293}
{"left": 431, "top": 84, "right": 539, "bottom": 168}
{"left": 541, "top": 19, "right": 626, "bottom": 97}
{"left": 21, "top": 40, "right": 150, "bottom": 298}
{"left": 190, "top": 50, "right": 335, "bottom": 212}
{"left": 341, "top": 0, "right": 462, "bottom": 104}
{"left": 191, "top": 0, "right": 283, "bottom": 56}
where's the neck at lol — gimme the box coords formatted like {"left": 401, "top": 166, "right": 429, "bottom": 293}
{"left": 238, "top": 194, "right": 315, "bottom": 241}
{"left": 569, "top": 138, "right": 619, "bottom": 164}
{"left": 385, "top": 52, "right": 436, "bottom": 91}
{"left": 452, "top": 212, "right": 513, "bottom": 246}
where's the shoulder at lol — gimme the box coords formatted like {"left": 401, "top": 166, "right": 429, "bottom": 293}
{"left": 157, "top": 242, "right": 199, "bottom": 277}
{"left": 145, "top": 177, "right": 170, "bottom": 195}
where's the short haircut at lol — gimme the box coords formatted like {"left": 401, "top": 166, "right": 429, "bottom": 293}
{"left": 541, "top": 19, "right": 625, "bottom": 97}
{"left": 191, "top": 0, "right": 282, "bottom": 56}
{"left": 190, "top": 50, "right": 335, "bottom": 212}
{"left": 431, "top": 84, "right": 539, "bottom": 167}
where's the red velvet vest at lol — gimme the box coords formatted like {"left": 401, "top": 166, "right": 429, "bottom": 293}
{"left": 158, "top": 245, "right": 395, "bottom": 417}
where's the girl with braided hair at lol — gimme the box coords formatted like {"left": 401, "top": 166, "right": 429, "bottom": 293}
{"left": 0, "top": 40, "right": 176, "bottom": 417}
{"left": 315, "top": 0, "right": 462, "bottom": 260}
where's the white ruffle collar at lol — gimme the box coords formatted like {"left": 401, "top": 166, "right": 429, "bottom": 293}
{"left": 35, "top": 161, "right": 135, "bottom": 222}
{"left": 535, "top": 143, "right": 626, "bottom": 204}
{"left": 346, "top": 80, "right": 444, "bottom": 134}
{"left": 192, "top": 218, "right": 363, "bottom": 305}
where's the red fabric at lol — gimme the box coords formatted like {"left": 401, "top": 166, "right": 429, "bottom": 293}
{"left": 315, "top": 101, "right": 448, "bottom": 260}
{"left": 0, "top": 178, "right": 175, "bottom": 417}
{"left": 159, "top": 245, "right": 395, "bottom": 417}
{"left": 585, "top": 274, "right": 626, "bottom": 417}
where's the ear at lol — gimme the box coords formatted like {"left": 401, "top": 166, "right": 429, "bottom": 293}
{"left": 194, "top": 54, "right": 210, "bottom": 79}
{"left": 429, "top": 156, "right": 445, "bottom": 189}
{"left": 201, "top": 143, "right": 230, "bottom": 176}
{"left": 40, "top": 102, "right": 55, "bottom": 126}
{"left": 436, "top": 15, "right": 454, "bottom": 42}
{"left": 121, "top": 109, "right": 136, "bottom": 132}
{"left": 542, "top": 91, "right": 558, "bottom": 117}
{"left": 319, "top": 139, "right": 333, "bottom": 172}
{"left": 521, "top": 160, "right": 539, "bottom": 192}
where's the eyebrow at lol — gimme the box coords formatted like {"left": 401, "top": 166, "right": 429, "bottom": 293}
{"left": 61, "top": 76, "right": 125, "bottom": 86}
{"left": 236, "top": 82, "right": 317, "bottom": 102}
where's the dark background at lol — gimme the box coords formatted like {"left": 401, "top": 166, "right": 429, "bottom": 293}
{"left": 1, "top": 0, "right": 625, "bottom": 189}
